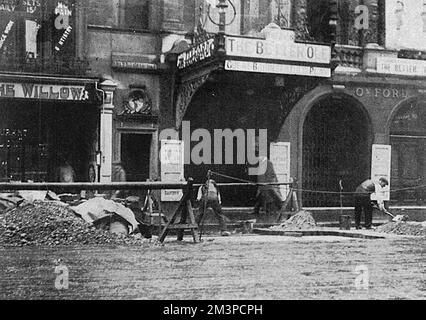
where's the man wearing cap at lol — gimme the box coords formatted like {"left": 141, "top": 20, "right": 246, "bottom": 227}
{"left": 354, "top": 177, "right": 389, "bottom": 229}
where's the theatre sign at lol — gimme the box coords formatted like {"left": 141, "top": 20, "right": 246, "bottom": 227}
{"left": 224, "top": 35, "right": 331, "bottom": 77}
{"left": 175, "top": 30, "right": 331, "bottom": 78}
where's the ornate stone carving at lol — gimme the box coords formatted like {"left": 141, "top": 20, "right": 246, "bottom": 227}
{"left": 277, "top": 80, "right": 320, "bottom": 128}
{"left": 175, "top": 74, "right": 210, "bottom": 129}
{"left": 292, "top": 0, "right": 314, "bottom": 41}
{"left": 118, "top": 89, "right": 152, "bottom": 116}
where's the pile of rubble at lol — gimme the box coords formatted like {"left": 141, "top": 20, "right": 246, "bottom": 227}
{"left": 375, "top": 221, "right": 426, "bottom": 237}
{"left": 0, "top": 200, "right": 152, "bottom": 246}
{"left": 272, "top": 210, "right": 318, "bottom": 230}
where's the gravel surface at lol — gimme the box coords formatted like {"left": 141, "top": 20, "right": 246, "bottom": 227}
{"left": 0, "top": 201, "right": 152, "bottom": 246}
{"left": 376, "top": 221, "right": 426, "bottom": 236}
{"left": 272, "top": 210, "right": 317, "bottom": 230}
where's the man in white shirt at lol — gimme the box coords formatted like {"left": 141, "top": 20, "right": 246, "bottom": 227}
{"left": 354, "top": 177, "right": 389, "bottom": 229}
{"left": 196, "top": 179, "right": 230, "bottom": 236}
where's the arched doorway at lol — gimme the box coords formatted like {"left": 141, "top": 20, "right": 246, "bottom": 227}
{"left": 302, "top": 94, "right": 371, "bottom": 207}
{"left": 182, "top": 72, "right": 285, "bottom": 207}
{"left": 390, "top": 98, "right": 426, "bottom": 205}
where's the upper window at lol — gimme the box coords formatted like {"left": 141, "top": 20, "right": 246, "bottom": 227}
{"left": 119, "top": 0, "right": 149, "bottom": 30}
{"left": 0, "top": 0, "right": 77, "bottom": 69}
{"left": 196, "top": 0, "right": 291, "bottom": 37}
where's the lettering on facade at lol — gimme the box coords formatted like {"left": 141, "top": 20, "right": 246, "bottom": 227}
{"left": 112, "top": 60, "right": 158, "bottom": 70}
{"left": 225, "top": 36, "right": 331, "bottom": 64}
{"left": 0, "top": 0, "right": 16, "bottom": 12}
{"left": 23, "top": 0, "right": 41, "bottom": 14}
{"left": 54, "top": 2, "right": 73, "bottom": 52}
{"left": 0, "top": 20, "right": 14, "bottom": 51}
{"left": 377, "top": 57, "right": 426, "bottom": 77}
{"left": 0, "top": 83, "right": 89, "bottom": 101}
{"left": 177, "top": 37, "right": 215, "bottom": 69}
{"left": 355, "top": 87, "right": 409, "bottom": 99}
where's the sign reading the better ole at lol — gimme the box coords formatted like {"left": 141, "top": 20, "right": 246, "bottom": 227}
{"left": 376, "top": 57, "right": 426, "bottom": 77}
{"left": 225, "top": 36, "right": 331, "bottom": 64}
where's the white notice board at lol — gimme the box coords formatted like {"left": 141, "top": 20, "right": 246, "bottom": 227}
{"left": 371, "top": 144, "right": 391, "bottom": 201}
{"left": 160, "top": 140, "right": 184, "bottom": 201}
{"left": 269, "top": 142, "right": 291, "bottom": 199}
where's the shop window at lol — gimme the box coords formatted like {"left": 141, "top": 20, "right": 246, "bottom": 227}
{"left": 390, "top": 100, "right": 426, "bottom": 205}
{"left": 307, "top": 0, "right": 364, "bottom": 45}
{"left": 119, "top": 0, "right": 149, "bottom": 30}
{"left": 306, "top": 0, "right": 331, "bottom": 43}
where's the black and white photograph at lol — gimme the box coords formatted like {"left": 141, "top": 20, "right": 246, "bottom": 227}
{"left": 0, "top": 0, "right": 425, "bottom": 307}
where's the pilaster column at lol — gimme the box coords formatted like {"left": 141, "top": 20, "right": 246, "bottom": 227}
{"left": 99, "top": 79, "right": 117, "bottom": 183}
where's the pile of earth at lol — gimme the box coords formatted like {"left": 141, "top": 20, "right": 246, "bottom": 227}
{"left": 375, "top": 221, "right": 426, "bottom": 236}
{"left": 271, "top": 210, "right": 318, "bottom": 230}
{"left": 0, "top": 201, "right": 154, "bottom": 246}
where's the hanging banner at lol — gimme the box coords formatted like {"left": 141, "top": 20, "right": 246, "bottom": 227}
{"left": 371, "top": 144, "right": 391, "bottom": 201}
{"left": 269, "top": 142, "right": 291, "bottom": 199}
{"left": 52, "top": 0, "right": 75, "bottom": 54}
{"left": 161, "top": 140, "right": 184, "bottom": 201}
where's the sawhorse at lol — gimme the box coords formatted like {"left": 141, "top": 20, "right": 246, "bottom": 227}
{"left": 159, "top": 179, "right": 199, "bottom": 243}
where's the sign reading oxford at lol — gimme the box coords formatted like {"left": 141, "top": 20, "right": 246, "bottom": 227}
{"left": 0, "top": 82, "right": 89, "bottom": 101}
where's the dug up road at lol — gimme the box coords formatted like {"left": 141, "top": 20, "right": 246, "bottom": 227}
{"left": 0, "top": 234, "right": 425, "bottom": 300}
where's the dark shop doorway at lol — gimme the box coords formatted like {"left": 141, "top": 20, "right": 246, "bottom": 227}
{"left": 120, "top": 133, "right": 152, "bottom": 182}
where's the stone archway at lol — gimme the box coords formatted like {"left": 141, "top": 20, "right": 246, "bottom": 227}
{"left": 301, "top": 93, "right": 372, "bottom": 207}
{"left": 386, "top": 96, "right": 426, "bottom": 205}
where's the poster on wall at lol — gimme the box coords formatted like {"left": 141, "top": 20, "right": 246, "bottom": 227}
{"left": 386, "top": 0, "right": 426, "bottom": 50}
{"left": 371, "top": 144, "right": 391, "bottom": 201}
{"left": 161, "top": 140, "right": 184, "bottom": 201}
{"left": 269, "top": 142, "right": 291, "bottom": 200}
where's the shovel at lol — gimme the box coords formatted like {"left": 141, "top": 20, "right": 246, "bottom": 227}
{"left": 373, "top": 204, "right": 409, "bottom": 222}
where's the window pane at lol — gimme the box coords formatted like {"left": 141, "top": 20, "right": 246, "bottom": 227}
{"left": 122, "top": 0, "right": 149, "bottom": 29}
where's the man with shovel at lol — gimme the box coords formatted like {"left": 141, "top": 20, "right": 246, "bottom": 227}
{"left": 354, "top": 177, "right": 390, "bottom": 230}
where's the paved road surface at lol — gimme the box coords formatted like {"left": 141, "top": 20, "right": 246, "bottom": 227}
{"left": 0, "top": 234, "right": 425, "bottom": 300}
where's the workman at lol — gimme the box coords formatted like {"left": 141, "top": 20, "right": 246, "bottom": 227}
{"left": 354, "top": 177, "right": 389, "bottom": 230}
{"left": 196, "top": 179, "right": 230, "bottom": 236}
{"left": 252, "top": 156, "right": 283, "bottom": 218}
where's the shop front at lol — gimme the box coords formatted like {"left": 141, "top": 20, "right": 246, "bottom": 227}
{"left": 0, "top": 75, "right": 102, "bottom": 182}
{"left": 168, "top": 26, "right": 426, "bottom": 209}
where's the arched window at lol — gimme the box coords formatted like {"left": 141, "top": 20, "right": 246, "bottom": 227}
{"left": 390, "top": 99, "right": 426, "bottom": 205}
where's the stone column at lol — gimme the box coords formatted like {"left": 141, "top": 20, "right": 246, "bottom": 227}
{"left": 98, "top": 80, "right": 117, "bottom": 183}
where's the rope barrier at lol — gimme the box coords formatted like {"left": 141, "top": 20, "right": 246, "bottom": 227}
{"left": 207, "top": 170, "right": 426, "bottom": 196}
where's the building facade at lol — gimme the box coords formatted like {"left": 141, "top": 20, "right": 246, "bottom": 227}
{"left": 162, "top": 0, "right": 426, "bottom": 209}
{"left": 1, "top": 0, "right": 425, "bottom": 212}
